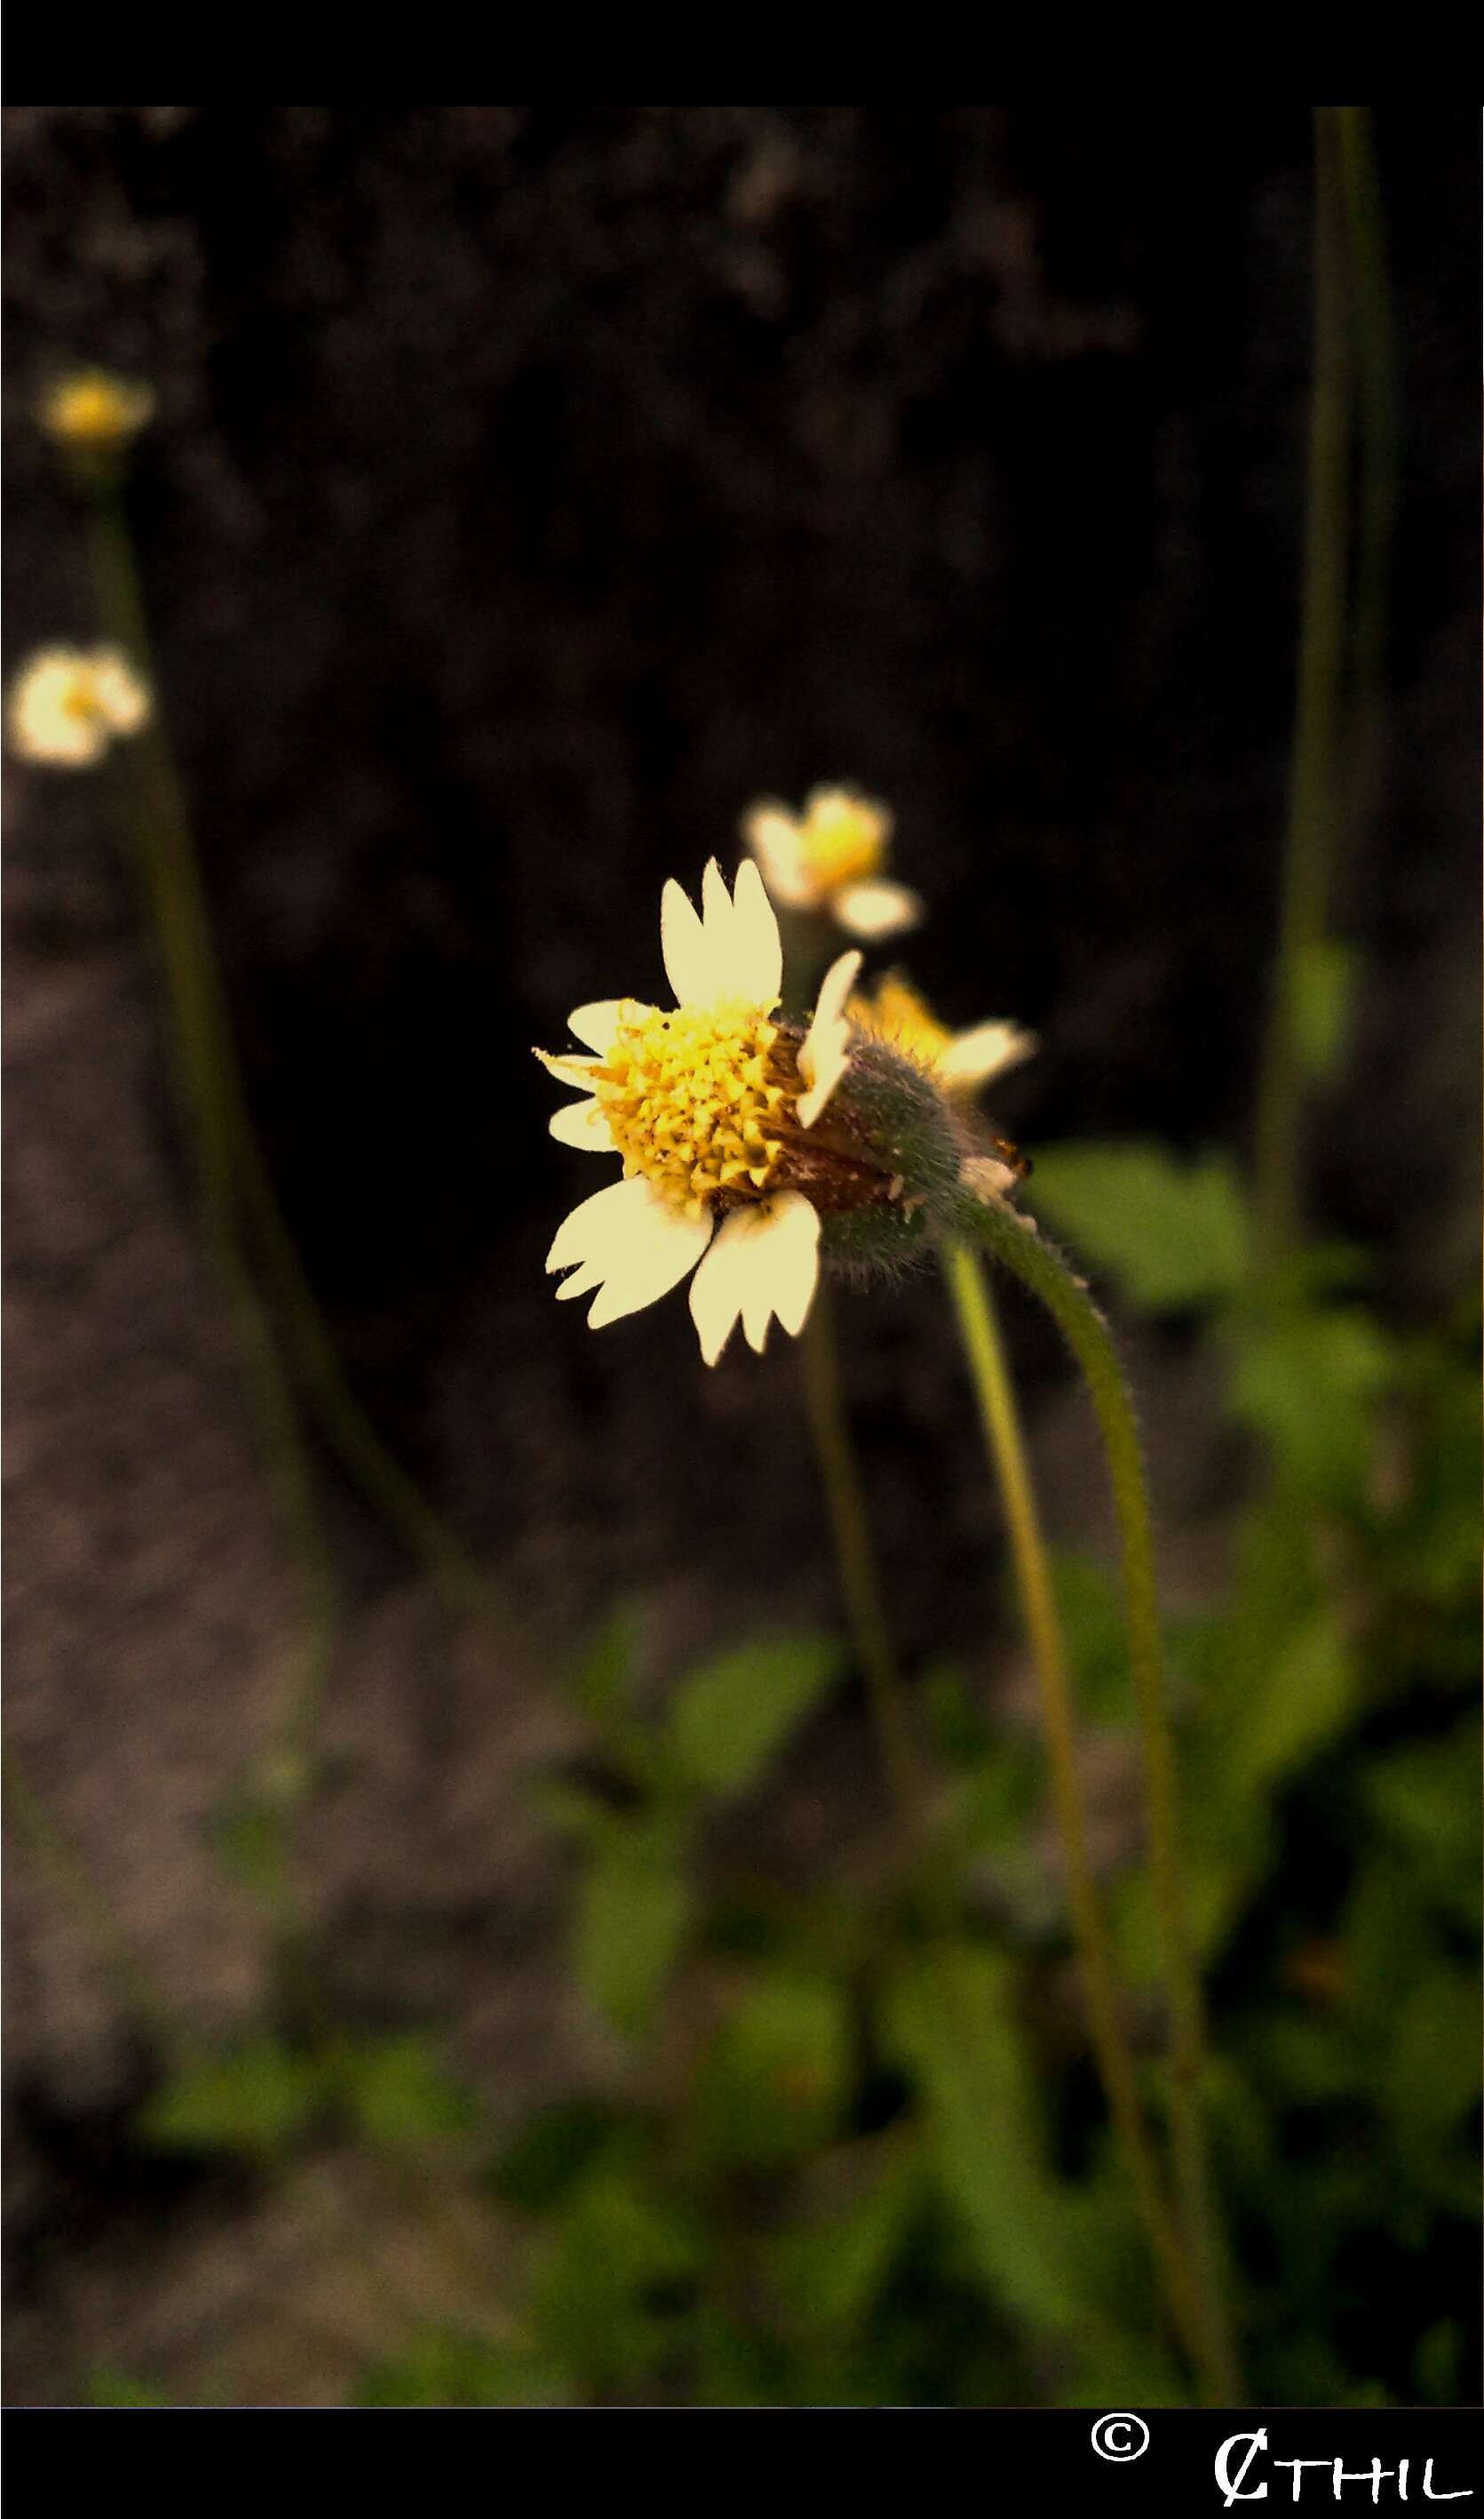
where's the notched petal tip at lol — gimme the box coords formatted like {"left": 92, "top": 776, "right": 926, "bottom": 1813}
{"left": 547, "top": 1173, "right": 714, "bottom": 1327}
{"left": 689, "top": 1191, "right": 821, "bottom": 1365}
{"left": 726, "top": 854, "right": 783, "bottom": 1005}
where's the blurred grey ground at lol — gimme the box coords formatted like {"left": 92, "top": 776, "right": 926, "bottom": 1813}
{"left": 3, "top": 107, "right": 1476, "bottom": 2402}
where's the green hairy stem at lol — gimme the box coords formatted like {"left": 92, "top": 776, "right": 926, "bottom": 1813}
{"left": 952, "top": 1190, "right": 1240, "bottom": 2402}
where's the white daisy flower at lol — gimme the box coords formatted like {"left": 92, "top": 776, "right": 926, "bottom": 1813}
{"left": 536, "top": 859, "right": 866, "bottom": 1363}
{"left": 6, "top": 645, "right": 153, "bottom": 768}
{"left": 742, "top": 785, "right": 923, "bottom": 942}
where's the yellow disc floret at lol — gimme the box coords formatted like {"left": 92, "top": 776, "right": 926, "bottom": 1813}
{"left": 591, "top": 998, "right": 796, "bottom": 1217}
{"left": 40, "top": 370, "right": 155, "bottom": 450}
{"left": 798, "top": 788, "right": 889, "bottom": 893}
{"left": 849, "top": 973, "right": 953, "bottom": 1069}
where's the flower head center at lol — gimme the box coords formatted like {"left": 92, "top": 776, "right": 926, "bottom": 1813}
{"left": 591, "top": 997, "right": 797, "bottom": 1216}
{"left": 57, "top": 383, "right": 120, "bottom": 439}
{"left": 43, "top": 371, "right": 154, "bottom": 449}
{"left": 800, "top": 793, "right": 886, "bottom": 893}
{"left": 60, "top": 671, "right": 104, "bottom": 726}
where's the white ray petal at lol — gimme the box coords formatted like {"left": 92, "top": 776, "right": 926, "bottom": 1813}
{"left": 833, "top": 878, "right": 924, "bottom": 941}
{"left": 549, "top": 1097, "right": 615, "bottom": 1150}
{"left": 936, "top": 1021, "right": 1038, "bottom": 1092}
{"left": 797, "top": 948, "right": 862, "bottom": 1130}
{"left": 546, "top": 1172, "right": 713, "bottom": 1330}
{"left": 535, "top": 1046, "right": 601, "bottom": 1092}
{"left": 660, "top": 875, "right": 713, "bottom": 1005}
{"left": 567, "top": 999, "right": 644, "bottom": 1054}
{"left": 583, "top": 1205, "right": 714, "bottom": 1330}
{"left": 686, "top": 1213, "right": 750, "bottom": 1364}
{"left": 738, "top": 1193, "right": 821, "bottom": 1352}
{"left": 727, "top": 856, "right": 783, "bottom": 1006}
{"left": 547, "top": 1175, "right": 643, "bottom": 1275}
{"left": 554, "top": 1257, "right": 606, "bottom": 1300}
{"left": 701, "top": 856, "right": 739, "bottom": 969}
{"left": 90, "top": 652, "right": 150, "bottom": 735}
{"left": 742, "top": 806, "right": 816, "bottom": 908}
{"left": 689, "top": 1194, "right": 821, "bottom": 1364}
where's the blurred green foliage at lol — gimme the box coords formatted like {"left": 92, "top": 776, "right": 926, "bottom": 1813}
{"left": 114, "top": 1137, "right": 1475, "bottom": 2408}
{"left": 140, "top": 2030, "right": 481, "bottom": 2165}
{"left": 1027, "top": 1142, "right": 1252, "bottom": 1308}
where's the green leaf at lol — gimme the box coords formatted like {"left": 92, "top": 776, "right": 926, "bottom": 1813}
{"left": 573, "top": 1817, "right": 693, "bottom": 2036}
{"left": 1290, "top": 938, "right": 1358, "bottom": 1083}
{"left": 531, "top": 2166, "right": 701, "bottom": 2389}
{"left": 1345, "top": 1854, "right": 1433, "bottom": 2022}
{"left": 331, "top": 2034, "right": 480, "bottom": 2151}
{"left": 666, "top": 1633, "right": 845, "bottom": 1798}
{"left": 139, "top": 2037, "right": 324, "bottom": 2162}
{"left": 1378, "top": 1963, "right": 1482, "bottom": 2143}
{"left": 881, "top": 1945, "right": 1084, "bottom": 2335}
{"left": 1383, "top": 1349, "right": 1483, "bottom": 1613}
{"left": 1113, "top": 1793, "right": 1272, "bottom": 1978}
{"left": 1026, "top": 1140, "right": 1251, "bottom": 1311}
{"left": 769, "top": 2146, "right": 922, "bottom": 2332}
{"left": 1227, "top": 1307, "right": 1393, "bottom": 1503}
{"left": 921, "top": 1657, "right": 990, "bottom": 1767}
{"left": 84, "top": 2367, "right": 171, "bottom": 2408}
{"left": 1367, "top": 1724, "right": 1482, "bottom": 1927}
{"left": 566, "top": 1607, "right": 640, "bottom": 1725}
{"left": 950, "top": 1736, "right": 1042, "bottom": 1858}
{"left": 1048, "top": 1550, "right": 1130, "bottom": 1722}
{"left": 494, "top": 2101, "right": 639, "bottom": 2213}
{"left": 690, "top": 1970, "right": 852, "bottom": 2168}
{"left": 354, "top": 2330, "right": 567, "bottom": 2408}
{"left": 525, "top": 1773, "right": 619, "bottom": 1844}
{"left": 1225, "top": 1609, "right": 1358, "bottom": 1800}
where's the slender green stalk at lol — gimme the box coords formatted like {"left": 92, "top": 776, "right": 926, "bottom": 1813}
{"left": 95, "top": 688, "right": 334, "bottom": 1602}
{"left": 954, "top": 1192, "right": 1240, "bottom": 2401}
{"left": 1252, "top": 107, "right": 1352, "bottom": 1272}
{"left": 940, "top": 1234, "right": 1212, "bottom": 2382}
{"left": 75, "top": 493, "right": 346, "bottom": 1888}
{"left": 799, "top": 1281, "right": 926, "bottom": 1840}
{"left": 82, "top": 490, "right": 476, "bottom": 1597}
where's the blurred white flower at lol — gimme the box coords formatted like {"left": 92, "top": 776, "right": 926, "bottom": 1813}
{"left": 6, "top": 645, "right": 152, "bottom": 767}
{"left": 742, "top": 784, "right": 923, "bottom": 941}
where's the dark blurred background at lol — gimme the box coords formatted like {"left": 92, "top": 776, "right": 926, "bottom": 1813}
{"left": 3, "top": 107, "right": 1477, "bottom": 2405}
